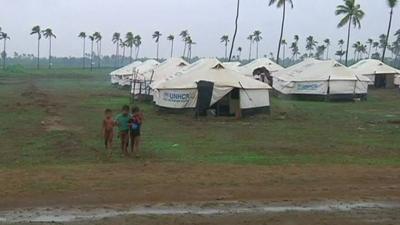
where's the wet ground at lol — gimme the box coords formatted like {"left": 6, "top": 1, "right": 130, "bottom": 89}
{"left": 1, "top": 201, "right": 400, "bottom": 224}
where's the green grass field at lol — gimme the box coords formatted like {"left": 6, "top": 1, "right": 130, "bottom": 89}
{"left": 0, "top": 68, "right": 400, "bottom": 169}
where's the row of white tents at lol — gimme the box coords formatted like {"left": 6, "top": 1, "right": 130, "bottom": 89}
{"left": 109, "top": 57, "right": 400, "bottom": 116}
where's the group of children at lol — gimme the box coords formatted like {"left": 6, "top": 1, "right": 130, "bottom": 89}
{"left": 102, "top": 105, "right": 143, "bottom": 157}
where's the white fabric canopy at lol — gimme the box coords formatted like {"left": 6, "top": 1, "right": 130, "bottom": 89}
{"left": 273, "top": 59, "right": 369, "bottom": 95}
{"left": 350, "top": 59, "right": 400, "bottom": 85}
{"left": 110, "top": 61, "right": 142, "bottom": 76}
{"left": 239, "top": 58, "right": 284, "bottom": 76}
{"left": 154, "top": 58, "right": 271, "bottom": 109}
{"left": 148, "top": 58, "right": 190, "bottom": 89}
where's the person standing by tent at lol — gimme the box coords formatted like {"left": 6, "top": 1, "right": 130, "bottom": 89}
{"left": 129, "top": 106, "right": 144, "bottom": 158}
{"left": 115, "top": 105, "right": 130, "bottom": 156}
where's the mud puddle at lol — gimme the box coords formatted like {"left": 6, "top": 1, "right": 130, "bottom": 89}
{"left": 1, "top": 201, "right": 399, "bottom": 223}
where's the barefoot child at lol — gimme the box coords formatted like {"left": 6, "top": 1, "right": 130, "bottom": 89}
{"left": 115, "top": 105, "right": 130, "bottom": 156}
{"left": 102, "top": 109, "right": 114, "bottom": 153}
{"left": 130, "top": 106, "right": 143, "bottom": 158}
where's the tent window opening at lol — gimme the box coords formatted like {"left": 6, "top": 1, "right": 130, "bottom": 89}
{"left": 212, "top": 88, "right": 240, "bottom": 117}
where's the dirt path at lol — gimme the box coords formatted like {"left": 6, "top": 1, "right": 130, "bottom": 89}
{"left": 1, "top": 164, "right": 399, "bottom": 211}
{"left": 1, "top": 201, "right": 400, "bottom": 224}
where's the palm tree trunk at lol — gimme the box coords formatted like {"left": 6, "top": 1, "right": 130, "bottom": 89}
{"left": 345, "top": 17, "right": 352, "bottom": 66}
{"left": 182, "top": 43, "right": 187, "bottom": 58}
{"left": 225, "top": 43, "right": 228, "bottom": 60}
{"left": 382, "top": 8, "right": 393, "bottom": 62}
{"left": 248, "top": 41, "right": 252, "bottom": 60}
{"left": 136, "top": 46, "right": 140, "bottom": 60}
{"left": 326, "top": 46, "right": 329, "bottom": 60}
{"left": 3, "top": 39, "right": 6, "bottom": 69}
{"left": 156, "top": 42, "right": 159, "bottom": 60}
{"left": 256, "top": 42, "right": 259, "bottom": 59}
{"left": 98, "top": 40, "right": 101, "bottom": 69}
{"left": 130, "top": 47, "right": 133, "bottom": 63}
{"left": 115, "top": 43, "right": 119, "bottom": 68}
{"left": 122, "top": 47, "right": 126, "bottom": 64}
{"left": 276, "top": 1, "right": 285, "bottom": 64}
{"left": 48, "top": 37, "right": 52, "bottom": 69}
{"left": 37, "top": 38, "right": 40, "bottom": 69}
{"left": 229, "top": 0, "right": 240, "bottom": 62}
{"left": 170, "top": 40, "right": 174, "bottom": 58}
{"left": 90, "top": 41, "right": 94, "bottom": 71}
{"left": 82, "top": 38, "right": 86, "bottom": 69}
{"left": 368, "top": 43, "right": 372, "bottom": 59}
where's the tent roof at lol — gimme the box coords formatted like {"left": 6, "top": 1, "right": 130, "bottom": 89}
{"left": 239, "top": 58, "right": 284, "bottom": 75}
{"left": 109, "top": 61, "right": 142, "bottom": 76}
{"left": 148, "top": 58, "right": 189, "bottom": 87}
{"left": 274, "top": 59, "right": 370, "bottom": 82}
{"left": 156, "top": 58, "right": 271, "bottom": 90}
{"left": 350, "top": 59, "right": 400, "bottom": 76}
{"left": 136, "top": 59, "right": 160, "bottom": 75}
{"left": 222, "top": 61, "right": 241, "bottom": 70}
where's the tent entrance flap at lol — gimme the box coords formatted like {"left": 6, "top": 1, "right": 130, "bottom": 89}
{"left": 196, "top": 80, "right": 214, "bottom": 116}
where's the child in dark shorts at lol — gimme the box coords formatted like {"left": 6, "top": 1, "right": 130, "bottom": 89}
{"left": 115, "top": 105, "right": 130, "bottom": 156}
{"left": 129, "top": 106, "right": 143, "bottom": 158}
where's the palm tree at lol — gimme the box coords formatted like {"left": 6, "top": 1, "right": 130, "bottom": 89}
{"left": 281, "top": 39, "right": 287, "bottom": 64}
{"left": 30, "top": 25, "right": 41, "bottom": 69}
{"left": 229, "top": 0, "right": 240, "bottom": 62}
{"left": 290, "top": 42, "right": 300, "bottom": 61}
{"left": 42, "top": 28, "right": 56, "bottom": 69}
{"left": 247, "top": 34, "right": 254, "bottom": 60}
{"left": 382, "top": 0, "right": 398, "bottom": 62}
{"left": 379, "top": 34, "right": 387, "bottom": 50}
{"left": 305, "top": 36, "right": 317, "bottom": 56}
{"left": 186, "top": 36, "right": 196, "bottom": 63}
{"left": 335, "top": 0, "right": 365, "bottom": 66}
{"left": 336, "top": 39, "right": 346, "bottom": 62}
{"left": 294, "top": 35, "right": 299, "bottom": 43}
{"left": 237, "top": 47, "right": 242, "bottom": 60}
{"left": 167, "top": 34, "right": 175, "bottom": 58}
{"left": 134, "top": 35, "right": 142, "bottom": 60}
{"left": 268, "top": 0, "right": 294, "bottom": 65}
{"left": 367, "top": 38, "right": 373, "bottom": 58}
{"left": 180, "top": 30, "right": 189, "bottom": 58}
{"left": 316, "top": 45, "right": 327, "bottom": 59}
{"left": 120, "top": 39, "right": 127, "bottom": 64}
{"left": 112, "top": 32, "right": 121, "bottom": 67}
{"left": 78, "top": 32, "right": 87, "bottom": 68}
{"left": 152, "top": 31, "right": 162, "bottom": 60}
{"left": 125, "top": 32, "right": 134, "bottom": 63}
{"left": 88, "top": 35, "right": 95, "bottom": 71}
{"left": 324, "top": 38, "right": 331, "bottom": 59}
{"left": 93, "top": 32, "right": 102, "bottom": 68}
{"left": 352, "top": 41, "right": 362, "bottom": 61}
{"left": 0, "top": 32, "right": 10, "bottom": 69}
{"left": 253, "top": 30, "right": 262, "bottom": 58}
{"left": 220, "top": 35, "right": 230, "bottom": 59}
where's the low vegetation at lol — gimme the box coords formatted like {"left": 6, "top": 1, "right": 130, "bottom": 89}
{"left": 0, "top": 69, "right": 399, "bottom": 169}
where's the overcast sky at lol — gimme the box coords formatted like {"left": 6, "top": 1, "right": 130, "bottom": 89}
{"left": 1, "top": 0, "right": 399, "bottom": 59}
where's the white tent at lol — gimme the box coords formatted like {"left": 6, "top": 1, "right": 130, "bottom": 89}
{"left": 222, "top": 61, "right": 241, "bottom": 70}
{"left": 130, "top": 59, "right": 160, "bottom": 94}
{"left": 143, "top": 58, "right": 190, "bottom": 92}
{"left": 151, "top": 58, "right": 218, "bottom": 91}
{"left": 273, "top": 59, "right": 369, "bottom": 99}
{"left": 109, "top": 61, "right": 142, "bottom": 85}
{"left": 239, "top": 58, "right": 284, "bottom": 76}
{"left": 350, "top": 59, "right": 400, "bottom": 88}
{"left": 154, "top": 58, "right": 271, "bottom": 114}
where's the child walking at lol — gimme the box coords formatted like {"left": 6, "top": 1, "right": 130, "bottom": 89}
{"left": 130, "top": 106, "right": 143, "bottom": 158}
{"left": 115, "top": 105, "right": 131, "bottom": 156}
{"left": 102, "top": 109, "right": 115, "bottom": 154}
